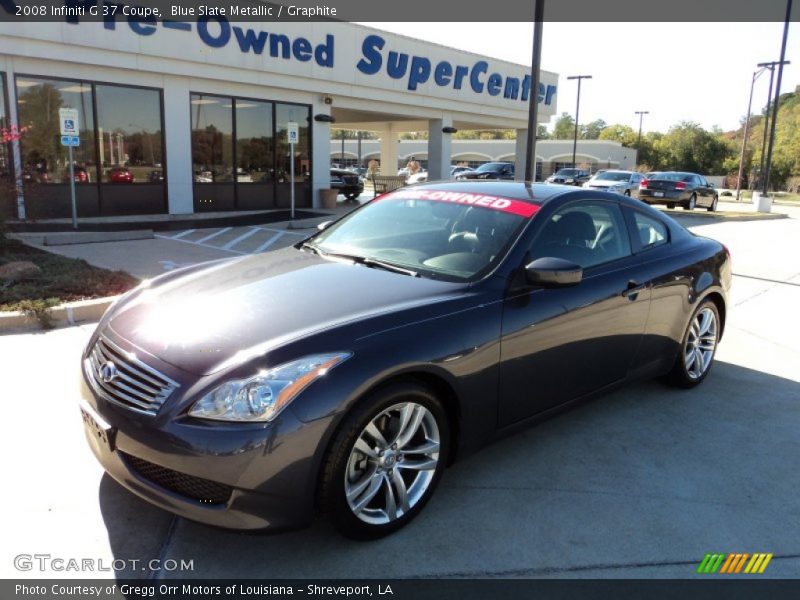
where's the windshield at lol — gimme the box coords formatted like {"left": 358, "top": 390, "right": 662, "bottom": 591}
{"left": 475, "top": 163, "right": 507, "bottom": 173}
{"left": 594, "top": 171, "right": 631, "bottom": 182}
{"left": 555, "top": 169, "right": 580, "bottom": 176}
{"left": 308, "top": 189, "right": 537, "bottom": 281}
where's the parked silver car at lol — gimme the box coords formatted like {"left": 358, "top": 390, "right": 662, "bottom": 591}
{"left": 583, "top": 170, "right": 645, "bottom": 198}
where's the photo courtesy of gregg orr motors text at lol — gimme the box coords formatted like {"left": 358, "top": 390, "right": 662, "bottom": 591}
{"left": 15, "top": 584, "right": 387, "bottom": 597}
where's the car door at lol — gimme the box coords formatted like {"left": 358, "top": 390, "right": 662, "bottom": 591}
{"left": 502, "top": 165, "right": 515, "bottom": 180}
{"left": 693, "top": 175, "right": 709, "bottom": 206}
{"left": 498, "top": 199, "right": 652, "bottom": 426}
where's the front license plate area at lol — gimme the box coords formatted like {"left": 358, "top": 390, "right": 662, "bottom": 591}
{"left": 80, "top": 402, "right": 116, "bottom": 453}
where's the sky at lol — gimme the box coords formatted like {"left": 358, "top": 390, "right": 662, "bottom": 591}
{"left": 362, "top": 22, "right": 799, "bottom": 134}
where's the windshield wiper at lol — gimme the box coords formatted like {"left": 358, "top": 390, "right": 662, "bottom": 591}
{"left": 300, "top": 241, "right": 321, "bottom": 255}
{"left": 316, "top": 250, "right": 419, "bottom": 277}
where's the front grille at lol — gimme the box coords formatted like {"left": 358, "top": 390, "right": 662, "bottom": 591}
{"left": 85, "top": 335, "right": 179, "bottom": 416}
{"left": 122, "top": 452, "right": 233, "bottom": 505}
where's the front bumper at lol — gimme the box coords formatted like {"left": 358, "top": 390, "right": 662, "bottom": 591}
{"left": 79, "top": 367, "right": 333, "bottom": 531}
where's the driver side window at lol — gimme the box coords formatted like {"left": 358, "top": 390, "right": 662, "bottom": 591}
{"left": 530, "top": 202, "right": 632, "bottom": 269}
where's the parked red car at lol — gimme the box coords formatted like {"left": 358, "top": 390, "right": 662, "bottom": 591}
{"left": 64, "top": 165, "right": 90, "bottom": 183}
{"left": 108, "top": 167, "right": 134, "bottom": 183}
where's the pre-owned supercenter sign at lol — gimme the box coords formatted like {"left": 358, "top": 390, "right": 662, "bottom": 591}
{"left": 54, "top": 11, "right": 557, "bottom": 106}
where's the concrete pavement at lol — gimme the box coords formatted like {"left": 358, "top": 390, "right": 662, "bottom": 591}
{"left": 1, "top": 207, "right": 799, "bottom": 579}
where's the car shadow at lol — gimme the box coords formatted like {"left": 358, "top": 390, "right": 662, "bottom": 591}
{"left": 98, "top": 360, "right": 800, "bottom": 579}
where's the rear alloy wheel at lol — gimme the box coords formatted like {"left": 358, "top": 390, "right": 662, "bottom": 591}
{"left": 683, "top": 194, "right": 697, "bottom": 210}
{"left": 707, "top": 195, "right": 718, "bottom": 212}
{"left": 624, "top": 190, "right": 631, "bottom": 197}
{"left": 666, "top": 203, "right": 676, "bottom": 210}
{"left": 665, "top": 299, "right": 720, "bottom": 388}
{"left": 320, "top": 382, "right": 450, "bottom": 539}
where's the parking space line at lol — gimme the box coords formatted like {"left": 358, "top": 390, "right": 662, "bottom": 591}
{"left": 195, "top": 227, "right": 233, "bottom": 244}
{"left": 170, "top": 229, "right": 196, "bottom": 239}
{"left": 254, "top": 226, "right": 308, "bottom": 237}
{"left": 154, "top": 233, "right": 246, "bottom": 255}
{"left": 222, "top": 227, "right": 261, "bottom": 250}
{"left": 253, "top": 231, "right": 286, "bottom": 253}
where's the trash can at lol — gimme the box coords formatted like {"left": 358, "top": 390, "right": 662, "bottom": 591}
{"left": 320, "top": 188, "right": 339, "bottom": 209}
{"left": 752, "top": 191, "right": 772, "bottom": 213}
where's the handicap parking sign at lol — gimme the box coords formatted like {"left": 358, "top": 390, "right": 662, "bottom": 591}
{"left": 59, "top": 108, "right": 79, "bottom": 136}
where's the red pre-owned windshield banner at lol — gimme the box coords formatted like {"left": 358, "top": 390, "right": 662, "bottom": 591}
{"left": 382, "top": 189, "right": 540, "bottom": 218}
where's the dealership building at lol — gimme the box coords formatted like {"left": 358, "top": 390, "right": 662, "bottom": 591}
{"left": 0, "top": 18, "right": 559, "bottom": 219}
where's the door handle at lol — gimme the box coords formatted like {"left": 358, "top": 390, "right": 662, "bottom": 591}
{"left": 621, "top": 280, "right": 645, "bottom": 299}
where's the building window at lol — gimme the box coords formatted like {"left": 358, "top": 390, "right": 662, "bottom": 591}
{"left": 96, "top": 85, "right": 164, "bottom": 184}
{"left": 0, "top": 73, "right": 14, "bottom": 218}
{"left": 16, "top": 76, "right": 96, "bottom": 184}
{"left": 235, "top": 99, "right": 273, "bottom": 184}
{"left": 191, "top": 94, "right": 233, "bottom": 183}
{"left": 14, "top": 75, "right": 167, "bottom": 218}
{"left": 190, "top": 94, "right": 311, "bottom": 212}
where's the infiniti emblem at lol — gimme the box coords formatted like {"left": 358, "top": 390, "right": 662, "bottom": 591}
{"left": 99, "top": 361, "right": 118, "bottom": 383}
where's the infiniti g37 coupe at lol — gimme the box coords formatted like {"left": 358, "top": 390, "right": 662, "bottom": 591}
{"left": 79, "top": 182, "right": 731, "bottom": 539}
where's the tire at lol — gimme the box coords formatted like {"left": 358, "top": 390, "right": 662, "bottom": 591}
{"left": 624, "top": 190, "right": 631, "bottom": 197}
{"left": 319, "top": 381, "right": 450, "bottom": 540}
{"left": 666, "top": 203, "right": 676, "bottom": 210}
{"left": 345, "top": 194, "right": 360, "bottom": 201}
{"left": 707, "top": 195, "right": 718, "bottom": 212}
{"left": 664, "top": 299, "right": 720, "bottom": 388}
{"left": 683, "top": 194, "right": 697, "bottom": 210}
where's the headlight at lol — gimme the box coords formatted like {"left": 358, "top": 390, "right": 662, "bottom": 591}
{"left": 189, "top": 353, "right": 351, "bottom": 422}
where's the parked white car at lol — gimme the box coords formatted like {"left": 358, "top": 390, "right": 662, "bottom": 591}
{"left": 582, "top": 170, "right": 645, "bottom": 198}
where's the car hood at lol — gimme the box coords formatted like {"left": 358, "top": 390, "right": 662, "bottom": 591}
{"left": 108, "top": 248, "right": 463, "bottom": 375}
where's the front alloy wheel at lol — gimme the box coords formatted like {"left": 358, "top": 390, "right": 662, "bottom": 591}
{"left": 320, "top": 382, "right": 449, "bottom": 539}
{"left": 345, "top": 402, "right": 440, "bottom": 525}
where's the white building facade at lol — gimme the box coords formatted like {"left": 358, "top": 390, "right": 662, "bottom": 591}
{"left": 0, "top": 18, "right": 559, "bottom": 218}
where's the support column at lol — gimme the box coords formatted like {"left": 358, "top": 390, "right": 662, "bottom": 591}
{"left": 427, "top": 117, "right": 452, "bottom": 181}
{"left": 311, "top": 98, "right": 332, "bottom": 209}
{"left": 379, "top": 125, "right": 399, "bottom": 175}
{"left": 163, "top": 79, "right": 193, "bottom": 215}
{"left": 515, "top": 129, "right": 529, "bottom": 181}
{"left": 6, "top": 67, "right": 25, "bottom": 219}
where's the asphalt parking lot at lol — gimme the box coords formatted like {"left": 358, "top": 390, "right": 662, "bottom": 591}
{"left": 1, "top": 203, "right": 799, "bottom": 579}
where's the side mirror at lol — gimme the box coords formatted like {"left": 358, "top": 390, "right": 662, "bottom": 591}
{"left": 317, "top": 220, "right": 333, "bottom": 231}
{"left": 525, "top": 257, "right": 583, "bottom": 288}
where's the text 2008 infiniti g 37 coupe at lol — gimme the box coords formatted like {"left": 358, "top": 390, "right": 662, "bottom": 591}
{"left": 79, "top": 182, "right": 730, "bottom": 539}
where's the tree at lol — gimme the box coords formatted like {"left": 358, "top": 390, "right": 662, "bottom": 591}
{"left": 652, "top": 121, "right": 732, "bottom": 174}
{"left": 598, "top": 124, "right": 638, "bottom": 147}
{"left": 581, "top": 119, "right": 607, "bottom": 140}
{"left": 553, "top": 113, "right": 576, "bottom": 139}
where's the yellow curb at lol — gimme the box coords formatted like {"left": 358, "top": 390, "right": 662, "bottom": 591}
{"left": 0, "top": 295, "right": 119, "bottom": 334}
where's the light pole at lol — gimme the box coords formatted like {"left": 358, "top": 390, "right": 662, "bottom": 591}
{"left": 761, "top": 0, "right": 793, "bottom": 195}
{"left": 567, "top": 74, "right": 592, "bottom": 168}
{"left": 735, "top": 68, "right": 766, "bottom": 202}
{"left": 635, "top": 110, "right": 649, "bottom": 165}
{"left": 756, "top": 60, "right": 790, "bottom": 188}
{"left": 524, "top": 0, "right": 545, "bottom": 183}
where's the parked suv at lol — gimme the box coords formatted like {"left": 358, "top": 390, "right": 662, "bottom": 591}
{"left": 330, "top": 168, "right": 364, "bottom": 200}
{"left": 546, "top": 168, "right": 590, "bottom": 186}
